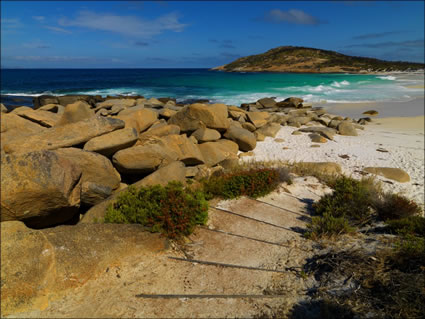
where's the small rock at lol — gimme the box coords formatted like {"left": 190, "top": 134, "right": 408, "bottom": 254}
{"left": 309, "top": 133, "right": 328, "bottom": 143}
{"left": 274, "top": 138, "right": 285, "bottom": 143}
{"left": 363, "top": 167, "right": 410, "bottom": 183}
{"left": 363, "top": 110, "right": 379, "bottom": 116}
{"left": 376, "top": 148, "right": 389, "bottom": 153}
{"left": 292, "top": 131, "right": 302, "bottom": 135}
{"left": 310, "top": 144, "right": 321, "bottom": 148}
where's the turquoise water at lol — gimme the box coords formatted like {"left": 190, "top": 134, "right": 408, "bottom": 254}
{"left": 1, "top": 69, "right": 423, "bottom": 105}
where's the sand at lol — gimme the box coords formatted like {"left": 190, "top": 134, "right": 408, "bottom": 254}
{"left": 243, "top": 115, "right": 425, "bottom": 206}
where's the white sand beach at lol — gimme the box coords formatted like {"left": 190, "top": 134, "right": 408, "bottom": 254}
{"left": 244, "top": 105, "right": 425, "bottom": 206}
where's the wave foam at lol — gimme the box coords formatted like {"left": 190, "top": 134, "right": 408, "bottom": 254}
{"left": 377, "top": 75, "right": 397, "bottom": 80}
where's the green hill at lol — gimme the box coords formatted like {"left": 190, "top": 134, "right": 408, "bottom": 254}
{"left": 213, "top": 46, "right": 425, "bottom": 73}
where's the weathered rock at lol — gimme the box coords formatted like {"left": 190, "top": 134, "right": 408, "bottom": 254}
{"left": 328, "top": 119, "right": 342, "bottom": 129}
{"left": 299, "top": 127, "right": 336, "bottom": 140}
{"left": 38, "top": 103, "right": 65, "bottom": 114}
{"left": 241, "top": 122, "right": 256, "bottom": 132}
{"left": 146, "top": 97, "right": 164, "bottom": 107}
{"left": 338, "top": 121, "right": 358, "bottom": 136}
{"left": 191, "top": 125, "right": 221, "bottom": 142}
{"left": 139, "top": 123, "right": 181, "bottom": 139}
{"left": 112, "top": 141, "right": 179, "bottom": 174}
{"left": 32, "top": 95, "right": 59, "bottom": 108}
{"left": 0, "top": 113, "right": 46, "bottom": 147}
{"left": 56, "top": 101, "right": 95, "bottom": 126}
{"left": 257, "top": 97, "right": 276, "bottom": 108}
{"left": 10, "top": 106, "right": 33, "bottom": 114}
{"left": 80, "top": 161, "right": 186, "bottom": 223}
{"left": 54, "top": 148, "right": 121, "bottom": 191}
{"left": 169, "top": 103, "right": 229, "bottom": 132}
{"left": 81, "top": 182, "right": 112, "bottom": 206}
{"left": 12, "top": 108, "right": 60, "bottom": 127}
{"left": 298, "top": 162, "right": 342, "bottom": 175}
{"left": 198, "top": 141, "right": 237, "bottom": 167}
{"left": 279, "top": 97, "right": 303, "bottom": 108}
{"left": 159, "top": 108, "right": 177, "bottom": 119}
{"left": 309, "top": 133, "right": 328, "bottom": 143}
{"left": 224, "top": 126, "right": 257, "bottom": 151}
{"left": 218, "top": 157, "right": 239, "bottom": 169}
{"left": 57, "top": 95, "right": 99, "bottom": 107}
{"left": 246, "top": 111, "right": 269, "bottom": 128}
{"left": 83, "top": 127, "right": 138, "bottom": 157}
{"left": 239, "top": 151, "right": 254, "bottom": 158}
{"left": 254, "top": 131, "right": 266, "bottom": 141}
{"left": 1, "top": 103, "right": 7, "bottom": 113}
{"left": 287, "top": 116, "right": 312, "bottom": 126}
{"left": 292, "top": 130, "right": 302, "bottom": 135}
{"left": 3, "top": 117, "right": 125, "bottom": 154}
{"left": 1, "top": 151, "right": 82, "bottom": 228}
{"left": 116, "top": 108, "right": 158, "bottom": 133}
{"left": 95, "top": 98, "right": 136, "bottom": 111}
{"left": 363, "top": 167, "right": 410, "bottom": 183}
{"left": 256, "top": 122, "right": 281, "bottom": 138}
{"left": 118, "top": 105, "right": 145, "bottom": 116}
{"left": 363, "top": 110, "right": 379, "bottom": 116}
{"left": 0, "top": 222, "right": 166, "bottom": 316}
{"left": 216, "top": 139, "right": 239, "bottom": 155}
{"left": 229, "top": 120, "right": 243, "bottom": 129}
{"left": 160, "top": 134, "right": 205, "bottom": 165}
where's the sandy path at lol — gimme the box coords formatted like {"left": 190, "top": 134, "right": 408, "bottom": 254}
{"left": 244, "top": 116, "right": 424, "bottom": 206}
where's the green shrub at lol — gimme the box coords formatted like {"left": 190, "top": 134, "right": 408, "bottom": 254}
{"left": 304, "top": 213, "right": 354, "bottom": 239}
{"left": 104, "top": 181, "right": 208, "bottom": 239}
{"left": 202, "top": 168, "right": 281, "bottom": 199}
{"left": 386, "top": 216, "right": 425, "bottom": 237}
{"left": 391, "top": 234, "right": 425, "bottom": 273}
{"left": 375, "top": 193, "right": 422, "bottom": 221}
{"left": 312, "top": 177, "right": 374, "bottom": 226}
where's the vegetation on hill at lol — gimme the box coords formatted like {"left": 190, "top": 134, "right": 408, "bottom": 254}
{"left": 214, "top": 46, "right": 425, "bottom": 73}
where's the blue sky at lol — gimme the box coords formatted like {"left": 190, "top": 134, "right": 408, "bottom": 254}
{"left": 1, "top": 1, "right": 424, "bottom": 68}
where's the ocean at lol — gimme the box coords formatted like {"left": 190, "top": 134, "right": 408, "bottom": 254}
{"left": 1, "top": 68, "right": 423, "bottom": 107}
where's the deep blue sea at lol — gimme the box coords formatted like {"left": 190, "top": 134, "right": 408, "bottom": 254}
{"left": 1, "top": 68, "right": 423, "bottom": 106}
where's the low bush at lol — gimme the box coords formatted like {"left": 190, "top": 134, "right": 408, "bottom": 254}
{"left": 304, "top": 213, "right": 354, "bottom": 239}
{"left": 386, "top": 215, "right": 425, "bottom": 237}
{"left": 202, "top": 168, "right": 282, "bottom": 199}
{"left": 391, "top": 234, "right": 425, "bottom": 273}
{"left": 312, "top": 176, "right": 374, "bottom": 226}
{"left": 104, "top": 181, "right": 208, "bottom": 239}
{"left": 375, "top": 193, "right": 422, "bottom": 221}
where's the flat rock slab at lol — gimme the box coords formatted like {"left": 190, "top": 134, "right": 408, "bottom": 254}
{"left": 3, "top": 116, "right": 125, "bottom": 154}
{"left": 363, "top": 167, "right": 410, "bottom": 183}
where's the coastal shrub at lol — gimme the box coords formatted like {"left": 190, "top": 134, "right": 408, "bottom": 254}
{"left": 375, "top": 192, "right": 422, "bottom": 221}
{"left": 391, "top": 234, "right": 425, "bottom": 273}
{"left": 386, "top": 216, "right": 425, "bottom": 237}
{"left": 304, "top": 213, "right": 354, "bottom": 239}
{"left": 104, "top": 182, "right": 208, "bottom": 239}
{"left": 312, "top": 176, "right": 374, "bottom": 226}
{"left": 202, "top": 168, "right": 281, "bottom": 199}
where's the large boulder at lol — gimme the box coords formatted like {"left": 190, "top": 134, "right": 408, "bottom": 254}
{"left": 80, "top": 161, "right": 186, "bottom": 224}
{"left": 112, "top": 140, "right": 180, "bottom": 174}
{"left": 140, "top": 123, "right": 181, "bottom": 139}
{"left": 3, "top": 116, "right": 124, "bottom": 154}
{"left": 1, "top": 151, "right": 82, "bottom": 228}
{"left": 83, "top": 127, "right": 139, "bottom": 157}
{"left": 0, "top": 222, "right": 166, "bottom": 316}
{"left": 1, "top": 113, "right": 46, "bottom": 147}
{"left": 116, "top": 108, "right": 157, "bottom": 133}
{"left": 169, "top": 103, "right": 229, "bottom": 132}
{"left": 1, "top": 103, "right": 8, "bottom": 113}
{"left": 191, "top": 125, "right": 221, "bottom": 142}
{"left": 278, "top": 97, "right": 304, "bottom": 108}
{"left": 298, "top": 127, "right": 336, "bottom": 140}
{"left": 224, "top": 126, "right": 257, "bottom": 151}
{"left": 246, "top": 111, "right": 269, "bottom": 128}
{"left": 338, "top": 121, "right": 358, "bottom": 136}
{"left": 11, "top": 108, "right": 60, "bottom": 127}
{"left": 38, "top": 103, "right": 65, "bottom": 114}
{"left": 287, "top": 116, "right": 312, "bottom": 126}
{"left": 257, "top": 97, "right": 276, "bottom": 108}
{"left": 198, "top": 141, "right": 238, "bottom": 167}
{"left": 216, "top": 139, "right": 240, "bottom": 154}
{"left": 53, "top": 148, "right": 121, "bottom": 191}
{"left": 56, "top": 101, "right": 95, "bottom": 126}
{"left": 57, "top": 95, "right": 100, "bottom": 107}
{"left": 363, "top": 167, "right": 410, "bottom": 183}
{"left": 160, "top": 134, "right": 205, "bottom": 165}
{"left": 256, "top": 122, "right": 281, "bottom": 138}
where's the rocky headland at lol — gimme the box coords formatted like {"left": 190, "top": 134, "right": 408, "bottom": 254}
{"left": 212, "top": 46, "right": 425, "bottom": 73}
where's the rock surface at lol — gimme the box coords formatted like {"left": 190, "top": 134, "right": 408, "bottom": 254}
{"left": 56, "top": 101, "right": 95, "bottom": 126}
{"left": 1, "top": 151, "right": 82, "bottom": 228}
{"left": 224, "top": 126, "right": 257, "bottom": 151}
{"left": 3, "top": 116, "right": 125, "bottom": 154}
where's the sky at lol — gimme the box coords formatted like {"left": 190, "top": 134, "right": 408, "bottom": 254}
{"left": 1, "top": 1, "right": 424, "bottom": 68}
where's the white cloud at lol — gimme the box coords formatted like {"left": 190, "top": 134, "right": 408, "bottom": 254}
{"left": 58, "top": 11, "right": 187, "bottom": 38}
{"left": 44, "top": 26, "right": 72, "bottom": 34}
{"left": 264, "top": 9, "right": 322, "bottom": 25}
{"left": 32, "top": 16, "right": 45, "bottom": 22}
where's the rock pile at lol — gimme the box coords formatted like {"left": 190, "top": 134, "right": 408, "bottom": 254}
{"left": 1, "top": 95, "right": 370, "bottom": 228}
